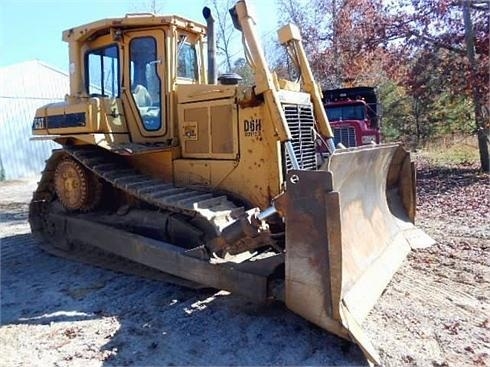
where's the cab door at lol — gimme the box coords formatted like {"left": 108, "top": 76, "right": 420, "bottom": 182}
{"left": 122, "top": 30, "right": 168, "bottom": 143}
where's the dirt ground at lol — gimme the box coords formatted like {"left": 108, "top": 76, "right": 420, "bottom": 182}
{"left": 0, "top": 157, "right": 488, "bottom": 367}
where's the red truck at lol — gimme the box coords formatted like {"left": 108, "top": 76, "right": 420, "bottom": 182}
{"left": 322, "top": 86, "right": 381, "bottom": 148}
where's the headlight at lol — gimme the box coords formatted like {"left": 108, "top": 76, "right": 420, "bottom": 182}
{"left": 362, "top": 135, "right": 376, "bottom": 144}
{"left": 32, "top": 117, "right": 46, "bottom": 130}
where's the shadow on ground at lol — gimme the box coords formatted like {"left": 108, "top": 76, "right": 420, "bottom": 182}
{"left": 1, "top": 232, "right": 367, "bottom": 366}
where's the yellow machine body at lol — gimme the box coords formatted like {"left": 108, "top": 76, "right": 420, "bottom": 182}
{"left": 30, "top": 2, "right": 434, "bottom": 365}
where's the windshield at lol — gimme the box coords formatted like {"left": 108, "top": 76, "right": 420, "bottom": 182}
{"left": 326, "top": 104, "right": 365, "bottom": 121}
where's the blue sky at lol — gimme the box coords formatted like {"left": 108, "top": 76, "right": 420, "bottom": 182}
{"left": 0, "top": 0, "right": 278, "bottom": 72}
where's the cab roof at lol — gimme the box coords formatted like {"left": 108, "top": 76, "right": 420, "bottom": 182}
{"left": 62, "top": 14, "right": 207, "bottom": 43}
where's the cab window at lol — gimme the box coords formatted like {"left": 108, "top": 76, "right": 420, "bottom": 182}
{"left": 177, "top": 42, "right": 197, "bottom": 80}
{"left": 130, "top": 37, "right": 162, "bottom": 132}
{"left": 86, "top": 44, "right": 119, "bottom": 97}
{"left": 326, "top": 104, "right": 365, "bottom": 122}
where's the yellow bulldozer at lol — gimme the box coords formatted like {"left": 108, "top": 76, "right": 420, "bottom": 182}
{"left": 29, "top": 1, "right": 433, "bottom": 364}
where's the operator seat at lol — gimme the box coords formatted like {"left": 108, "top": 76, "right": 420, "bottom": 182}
{"left": 133, "top": 84, "right": 152, "bottom": 107}
{"left": 132, "top": 84, "right": 160, "bottom": 131}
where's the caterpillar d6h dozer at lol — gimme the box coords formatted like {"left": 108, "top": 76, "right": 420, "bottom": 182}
{"left": 29, "top": 1, "right": 433, "bottom": 364}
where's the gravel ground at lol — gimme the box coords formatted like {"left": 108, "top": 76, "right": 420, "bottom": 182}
{"left": 0, "top": 159, "right": 488, "bottom": 366}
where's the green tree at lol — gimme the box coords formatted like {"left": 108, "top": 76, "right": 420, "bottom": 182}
{"left": 231, "top": 57, "right": 254, "bottom": 85}
{"left": 379, "top": 80, "right": 414, "bottom": 143}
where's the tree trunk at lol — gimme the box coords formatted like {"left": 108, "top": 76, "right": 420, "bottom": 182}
{"left": 463, "top": 0, "right": 490, "bottom": 172}
{"left": 332, "top": 0, "right": 342, "bottom": 87}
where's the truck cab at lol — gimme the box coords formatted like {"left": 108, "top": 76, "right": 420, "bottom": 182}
{"left": 323, "top": 86, "right": 381, "bottom": 148}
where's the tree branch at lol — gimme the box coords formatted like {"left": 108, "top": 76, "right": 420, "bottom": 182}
{"left": 450, "top": 0, "right": 490, "bottom": 11}
{"left": 408, "top": 30, "right": 467, "bottom": 55}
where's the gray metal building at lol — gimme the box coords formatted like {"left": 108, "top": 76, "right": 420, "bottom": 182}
{"left": 0, "top": 60, "right": 67, "bottom": 180}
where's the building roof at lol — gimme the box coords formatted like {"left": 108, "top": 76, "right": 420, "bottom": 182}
{"left": 0, "top": 60, "right": 69, "bottom": 100}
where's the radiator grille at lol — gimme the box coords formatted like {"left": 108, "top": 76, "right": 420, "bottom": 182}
{"left": 333, "top": 126, "right": 357, "bottom": 147}
{"left": 282, "top": 104, "right": 317, "bottom": 171}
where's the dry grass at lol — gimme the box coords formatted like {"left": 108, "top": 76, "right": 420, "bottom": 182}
{"left": 415, "top": 134, "right": 481, "bottom": 167}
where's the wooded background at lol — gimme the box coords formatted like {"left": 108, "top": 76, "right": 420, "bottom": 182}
{"left": 207, "top": 0, "right": 489, "bottom": 170}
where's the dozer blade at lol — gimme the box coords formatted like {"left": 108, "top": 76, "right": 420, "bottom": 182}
{"left": 280, "top": 143, "right": 434, "bottom": 365}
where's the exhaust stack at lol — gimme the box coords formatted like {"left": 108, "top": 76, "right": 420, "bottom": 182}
{"left": 202, "top": 7, "right": 217, "bottom": 84}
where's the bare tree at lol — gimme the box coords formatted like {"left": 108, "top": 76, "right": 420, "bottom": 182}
{"left": 209, "top": 0, "right": 238, "bottom": 72}
{"left": 130, "top": 0, "right": 166, "bottom": 13}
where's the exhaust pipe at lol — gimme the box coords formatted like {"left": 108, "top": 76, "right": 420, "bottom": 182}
{"left": 202, "top": 7, "right": 217, "bottom": 84}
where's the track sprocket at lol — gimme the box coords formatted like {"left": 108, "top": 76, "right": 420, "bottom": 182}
{"left": 53, "top": 158, "right": 101, "bottom": 211}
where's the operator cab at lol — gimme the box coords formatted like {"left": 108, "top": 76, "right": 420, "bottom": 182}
{"left": 32, "top": 14, "right": 207, "bottom": 146}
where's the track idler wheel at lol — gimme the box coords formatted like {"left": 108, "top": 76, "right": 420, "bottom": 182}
{"left": 54, "top": 157, "right": 102, "bottom": 211}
